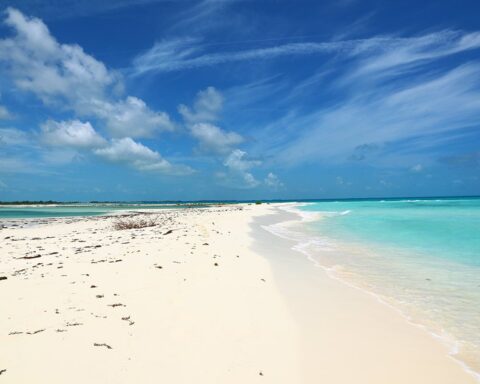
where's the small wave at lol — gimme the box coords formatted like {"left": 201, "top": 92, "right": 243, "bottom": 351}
{"left": 263, "top": 203, "right": 480, "bottom": 381}
{"left": 262, "top": 203, "right": 335, "bottom": 253}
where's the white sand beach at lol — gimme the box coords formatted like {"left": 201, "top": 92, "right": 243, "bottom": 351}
{"left": 0, "top": 204, "right": 476, "bottom": 383}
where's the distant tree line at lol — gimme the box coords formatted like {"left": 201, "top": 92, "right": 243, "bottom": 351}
{"left": 0, "top": 201, "right": 72, "bottom": 205}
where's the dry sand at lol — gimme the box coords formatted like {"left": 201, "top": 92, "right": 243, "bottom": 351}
{"left": 0, "top": 204, "right": 476, "bottom": 383}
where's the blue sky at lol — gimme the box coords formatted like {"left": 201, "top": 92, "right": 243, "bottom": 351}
{"left": 0, "top": 0, "right": 479, "bottom": 201}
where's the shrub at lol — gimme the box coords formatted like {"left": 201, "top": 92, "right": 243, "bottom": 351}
{"left": 113, "top": 217, "right": 157, "bottom": 230}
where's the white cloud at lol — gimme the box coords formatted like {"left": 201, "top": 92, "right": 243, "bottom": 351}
{"left": 1, "top": 8, "right": 116, "bottom": 104}
{"left": 266, "top": 63, "right": 480, "bottom": 168}
{"left": 179, "top": 87, "right": 268, "bottom": 188}
{"left": 264, "top": 172, "right": 283, "bottom": 189}
{"left": 223, "top": 149, "right": 261, "bottom": 188}
{"left": 0, "top": 8, "right": 174, "bottom": 139}
{"left": 224, "top": 149, "right": 261, "bottom": 172}
{"left": 40, "top": 119, "right": 106, "bottom": 149}
{"left": 0, "top": 105, "right": 11, "bottom": 119}
{"left": 410, "top": 164, "right": 423, "bottom": 172}
{"left": 179, "top": 87, "right": 244, "bottom": 155}
{"left": 190, "top": 123, "right": 243, "bottom": 154}
{"left": 0, "top": 128, "right": 29, "bottom": 146}
{"left": 91, "top": 96, "right": 175, "bottom": 138}
{"left": 94, "top": 137, "right": 192, "bottom": 175}
{"left": 178, "top": 86, "right": 223, "bottom": 124}
{"left": 132, "top": 31, "right": 480, "bottom": 75}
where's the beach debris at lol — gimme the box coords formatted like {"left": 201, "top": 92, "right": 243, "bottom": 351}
{"left": 0, "top": 369, "right": 6, "bottom": 375}
{"left": 55, "top": 329, "right": 67, "bottom": 333}
{"left": 261, "top": 278, "right": 266, "bottom": 282}
{"left": 66, "top": 322, "right": 82, "bottom": 327}
{"left": 18, "top": 254, "right": 41, "bottom": 260}
{"left": 96, "top": 295, "right": 104, "bottom": 299}
{"left": 122, "top": 316, "right": 135, "bottom": 326}
{"left": 259, "top": 371, "right": 263, "bottom": 376}
{"left": 203, "top": 243, "right": 209, "bottom": 245}
{"left": 0, "top": 276, "right": 7, "bottom": 281}
{"left": 8, "top": 331, "right": 23, "bottom": 335}
{"left": 94, "top": 343, "right": 112, "bottom": 349}
{"left": 108, "top": 303, "right": 125, "bottom": 308}
{"left": 90, "top": 285, "right": 97, "bottom": 288}
{"left": 91, "top": 259, "right": 106, "bottom": 264}
{"left": 163, "top": 229, "right": 173, "bottom": 235}
{"left": 214, "top": 262, "right": 218, "bottom": 267}
{"left": 26, "top": 329, "right": 45, "bottom": 335}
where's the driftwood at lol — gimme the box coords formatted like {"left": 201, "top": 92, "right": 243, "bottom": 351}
{"left": 94, "top": 343, "right": 112, "bottom": 349}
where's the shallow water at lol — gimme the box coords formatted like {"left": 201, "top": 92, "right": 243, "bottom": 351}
{"left": 269, "top": 198, "right": 480, "bottom": 377}
{"left": 0, "top": 203, "right": 180, "bottom": 219}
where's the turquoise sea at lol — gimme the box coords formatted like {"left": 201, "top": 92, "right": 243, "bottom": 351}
{"left": 275, "top": 197, "right": 480, "bottom": 376}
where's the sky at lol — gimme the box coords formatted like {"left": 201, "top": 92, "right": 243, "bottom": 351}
{"left": 0, "top": 0, "right": 479, "bottom": 201}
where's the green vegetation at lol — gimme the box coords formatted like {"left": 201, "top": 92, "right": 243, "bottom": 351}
{"left": 0, "top": 200, "right": 68, "bottom": 205}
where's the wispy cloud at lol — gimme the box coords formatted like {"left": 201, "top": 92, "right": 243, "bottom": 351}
{"left": 266, "top": 63, "right": 480, "bottom": 168}
{"left": 266, "top": 63, "right": 480, "bottom": 163}
{"left": 131, "top": 30, "right": 480, "bottom": 76}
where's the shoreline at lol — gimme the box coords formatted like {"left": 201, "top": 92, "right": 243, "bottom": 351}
{"left": 251, "top": 204, "right": 479, "bottom": 383}
{"left": 262, "top": 202, "right": 480, "bottom": 380}
{"left": 0, "top": 204, "right": 477, "bottom": 383}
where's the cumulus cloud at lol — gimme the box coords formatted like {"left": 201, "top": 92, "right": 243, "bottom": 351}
{"left": 0, "top": 8, "right": 116, "bottom": 105}
{"left": 180, "top": 87, "right": 242, "bottom": 154}
{"left": 179, "top": 86, "right": 273, "bottom": 188}
{"left": 223, "top": 149, "right": 261, "bottom": 188}
{"left": 94, "top": 137, "right": 192, "bottom": 175}
{"left": 264, "top": 172, "right": 283, "bottom": 189}
{"left": 91, "top": 96, "right": 175, "bottom": 138}
{"left": 0, "top": 8, "right": 174, "bottom": 139}
{"left": 190, "top": 123, "right": 243, "bottom": 154}
{"left": 178, "top": 86, "right": 223, "bottom": 124}
{"left": 40, "top": 119, "right": 106, "bottom": 149}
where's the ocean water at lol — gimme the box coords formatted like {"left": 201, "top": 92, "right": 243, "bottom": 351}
{"left": 271, "top": 198, "right": 480, "bottom": 377}
{"left": 0, "top": 203, "right": 181, "bottom": 219}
